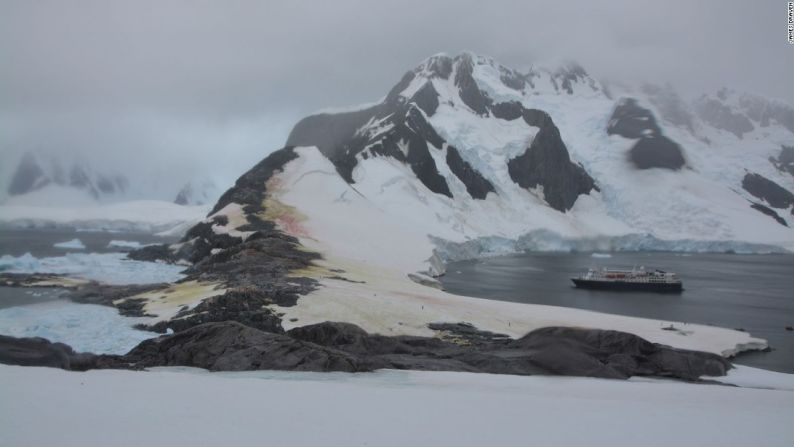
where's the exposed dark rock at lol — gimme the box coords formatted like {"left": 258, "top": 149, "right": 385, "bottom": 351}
{"left": 607, "top": 98, "right": 662, "bottom": 138}
{"left": 0, "top": 321, "right": 733, "bottom": 383}
{"left": 552, "top": 63, "right": 594, "bottom": 95}
{"left": 137, "top": 288, "right": 287, "bottom": 334}
{"left": 510, "top": 327, "right": 731, "bottom": 380}
{"left": 499, "top": 66, "right": 526, "bottom": 91}
{"left": 771, "top": 145, "right": 794, "bottom": 177}
{"left": 287, "top": 107, "right": 382, "bottom": 183}
{"left": 629, "top": 136, "right": 687, "bottom": 170}
{"left": 424, "top": 54, "right": 453, "bottom": 79}
{"left": 750, "top": 203, "right": 788, "bottom": 227}
{"left": 454, "top": 54, "right": 493, "bottom": 116}
{"left": 8, "top": 153, "right": 48, "bottom": 196}
{"left": 445, "top": 146, "right": 495, "bottom": 199}
{"left": 124, "top": 322, "right": 367, "bottom": 372}
{"left": 607, "top": 98, "right": 686, "bottom": 170}
{"left": 490, "top": 101, "right": 524, "bottom": 121}
{"left": 742, "top": 172, "right": 794, "bottom": 209}
{"left": 738, "top": 95, "right": 794, "bottom": 133}
{"left": 507, "top": 108, "right": 597, "bottom": 211}
{"left": 694, "top": 96, "right": 755, "bottom": 138}
{"left": 211, "top": 147, "right": 300, "bottom": 216}
{"left": 641, "top": 84, "right": 696, "bottom": 133}
{"left": 427, "top": 322, "right": 511, "bottom": 346}
{"left": 68, "top": 282, "right": 170, "bottom": 317}
{"left": 0, "top": 335, "right": 96, "bottom": 370}
{"left": 411, "top": 81, "right": 440, "bottom": 116}
{"left": 127, "top": 244, "right": 180, "bottom": 263}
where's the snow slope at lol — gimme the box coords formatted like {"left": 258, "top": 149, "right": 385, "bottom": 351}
{"left": 1, "top": 365, "right": 792, "bottom": 447}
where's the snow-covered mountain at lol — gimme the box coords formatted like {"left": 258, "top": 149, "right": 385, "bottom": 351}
{"left": 4, "top": 152, "right": 130, "bottom": 205}
{"left": 173, "top": 180, "right": 220, "bottom": 206}
{"left": 270, "top": 52, "right": 794, "bottom": 273}
{"left": 119, "top": 51, "right": 794, "bottom": 355}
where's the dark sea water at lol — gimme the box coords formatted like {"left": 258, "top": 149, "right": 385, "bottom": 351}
{"left": 441, "top": 252, "right": 794, "bottom": 373}
{"left": 0, "top": 228, "right": 178, "bottom": 257}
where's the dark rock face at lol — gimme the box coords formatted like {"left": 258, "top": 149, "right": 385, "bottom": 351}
{"left": 412, "top": 81, "right": 440, "bottom": 116}
{"left": 138, "top": 288, "right": 286, "bottom": 334}
{"left": 124, "top": 322, "right": 366, "bottom": 372}
{"left": 7, "top": 153, "right": 48, "bottom": 195}
{"left": 742, "top": 173, "right": 794, "bottom": 209}
{"left": 750, "top": 203, "right": 788, "bottom": 227}
{"left": 0, "top": 335, "right": 96, "bottom": 370}
{"left": 211, "top": 147, "right": 300, "bottom": 215}
{"left": 694, "top": 96, "right": 755, "bottom": 138}
{"left": 737, "top": 94, "right": 794, "bottom": 133}
{"left": 288, "top": 322, "right": 730, "bottom": 381}
{"left": 607, "top": 98, "right": 686, "bottom": 170}
{"left": 630, "top": 136, "right": 686, "bottom": 170}
{"left": 0, "top": 321, "right": 733, "bottom": 382}
{"left": 607, "top": 98, "right": 662, "bottom": 138}
{"left": 641, "top": 84, "right": 696, "bottom": 133}
{"left": 771, "top": 145, "right": 794, "bottom": 177}
{"left": 551, "top": 63, "right": 596, "bottom": 95}
{"left": 286, "top": 55, "right": 596, "bottom": 210}
{"left": 454, "top": 54, "right": 493, "bottom": 116}
{"left": 446, "top": 146, "right": 495, "bottom": 199}
{"left": 508, "top": 107, "right": 597, "bottom": 211}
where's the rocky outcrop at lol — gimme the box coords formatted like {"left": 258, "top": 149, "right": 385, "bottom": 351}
{"left": 454, "top": 54, "right": 493, "bottom": 116}
{"left": 750, "top": 203, "right": 788, "bottom": 227}
{"left": 742, "top": 173, "right": 794, "bottom": 209}
{"left": 693, "top": 95, "right": 754, "bottom": 138}
{"left": 507, "top": 106, "right": 597, "bottom": 211}
{"left": 0, "top": 335, "right": 96, "bottom": 370}
{"left": 124, "top": 322, "right": 366, "bottom": 372}
{"left": 287, "top": 322, "right": 730, "bottom": 381}
{"left": 0, "top": 322, "right": 732, "bottom": 382}
{"left": 445, "top": 146, "right": 495, "bottom": 199}
{"left": 608, "top": 98, "right": 686, "bottom": 170}
{"left": 771, "top": 145, "right": 794, "bottom": 177}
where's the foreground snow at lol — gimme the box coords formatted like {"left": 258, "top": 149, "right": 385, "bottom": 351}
{"left": 1, "top": 365, "right": 791, "bottom": 447}
{"left": 0, "top": 200, "right": 209, "bottom": 234}
{"left": 0, "top": 252, "right": 186, "bottom": 285}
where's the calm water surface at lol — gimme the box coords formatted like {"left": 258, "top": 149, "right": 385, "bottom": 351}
{"left": 441, "top": 252, "right": 794, "bottom": 373}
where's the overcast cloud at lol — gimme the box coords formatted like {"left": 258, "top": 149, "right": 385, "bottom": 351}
{"left": 1, "top": 0, "right": 792, "bottom": 195}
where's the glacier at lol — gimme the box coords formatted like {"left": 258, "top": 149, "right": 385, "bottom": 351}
{"left": 430, "top": 229, "right": 790, "bottom": 265}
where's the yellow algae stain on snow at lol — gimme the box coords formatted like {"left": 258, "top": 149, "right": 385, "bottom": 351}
{"left": 261, "top": 176, "right": 312, "bottom": 238}
{"left": 118, "top": 280, "right": 225, "bottom": 322}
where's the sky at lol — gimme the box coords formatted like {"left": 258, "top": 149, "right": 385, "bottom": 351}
{"left": 1, "top": 0, "right": 792, "bottom": 199}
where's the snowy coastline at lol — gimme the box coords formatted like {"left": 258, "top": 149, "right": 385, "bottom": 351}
{"left": 1, "top": 364, "right": 792, "bottom": 447}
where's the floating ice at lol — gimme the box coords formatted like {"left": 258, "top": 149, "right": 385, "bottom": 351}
{"left": 107, "top": 240, "right": 145, "bottom": 249}
{"left": 0, "top": 252, "right": 185, "bottom": 285}
{"left": 591, "top": 253, "right": 612, "bottom": 258}
{"left": 0, "top": 299, "right": 157, "bottom": 354}
{"left": 53, "top": 238, "right": 85, "bottom": 250}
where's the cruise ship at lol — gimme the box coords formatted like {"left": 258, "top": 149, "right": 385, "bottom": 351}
{"left": 571, "top": 267, "right": 683, "bottom": 293}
